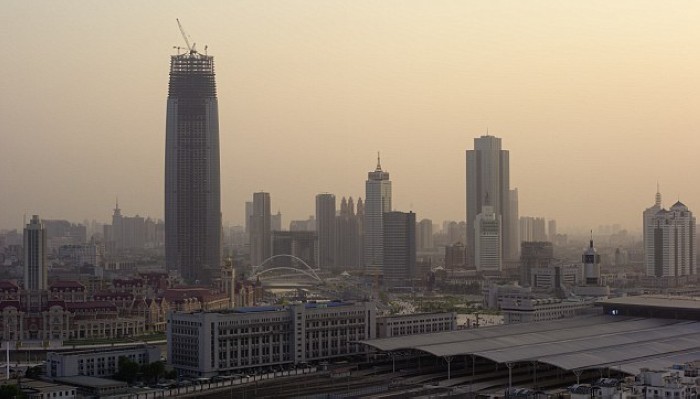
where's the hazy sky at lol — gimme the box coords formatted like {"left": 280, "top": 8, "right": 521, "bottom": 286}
{"left": 1, "top": 1, "right": 699, "bottom": 233}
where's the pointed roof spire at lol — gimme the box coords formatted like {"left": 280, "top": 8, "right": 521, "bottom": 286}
{"left": 655, "top": 182, "right": 662, "bottom": 207}
{"left": 376, "top": 151, "right": 382, "bottom": 172}
{"left": 590, "top": 230, "right": 594, "bottom": 248}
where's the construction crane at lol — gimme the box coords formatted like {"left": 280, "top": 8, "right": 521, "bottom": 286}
{"left": 176, "top": 18, "right": 197, "bottom": 54}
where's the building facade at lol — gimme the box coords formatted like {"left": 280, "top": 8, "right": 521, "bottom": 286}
{"left": 250, "top": 192, "right": 272, "bottom": 267}
{"left": 376, "top": 312, "right": 456, "bottom": 338}
{"left": 382, "top": 212, "right": 416, "bottom": 288}
{"left": 336, "top": 197, "right": 361, "bottom": 271}
{"left": 364, "top": 156, "right": 392, "bottom": 271}
{"left": 466, "top": 135, "right": 513, "bottom": 264}
{"left": 165, "top": 47, "right": 222, "bottom": 283}
{"left": 645, "top": 197, "right": 696, "bottom": 278}
{"left": 315, "top": 194, "right": 337, "bottom": 272}
{"left": 474, "top": 202, "right": 502, "bottom": 272}
{"left": 47, "top": 345, "right": 161, "bottom": 378}
{"left": 167, "top": 301, "right": 377, "bottom": 377}
{"left": 24, "top": 215, "right": 47, "bottom": 291}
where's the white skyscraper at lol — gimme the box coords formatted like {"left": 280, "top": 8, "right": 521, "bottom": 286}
{"left": 364, "top": 154, "right": 392, "bottom": 269}
{"left": 24, "top": 215, "right": 47, "bottom": 291}
{"left": 474, "top": 198, "right": 502, "bottom": 272}
{"left": 646, "top": 199, "right": 696, "bottom": 277}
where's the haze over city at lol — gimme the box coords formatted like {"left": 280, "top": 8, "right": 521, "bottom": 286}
{"left": 2, "top": 1, "right": 700, "bottom": 231}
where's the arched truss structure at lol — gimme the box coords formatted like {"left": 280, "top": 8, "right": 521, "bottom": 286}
{"left": 251, "top": 255, "right": 322, "bottom": 282}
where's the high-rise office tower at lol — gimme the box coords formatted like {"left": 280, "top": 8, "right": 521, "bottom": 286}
{"left": 316, "top": 193, "right": 337, "bottom": 271}
{"left": 383, "top": 211, "right": 416, "bottom": 287}
{"left": 250, "top": 192, "right": 272, "bottom": 267}
{"left": 165, "top": 43, "right": 221, "bottom": 283}
{"left": 24, "top": 215, "right": 47, "bottom": 291}
{"left": 416, "top": 219, "right": 434, "bottom": 252}
{"left": 466, "top": 135, "right": 512, "bottom": 264}
{"left": 643, "top": 187, "right": 663, "bottom": 276}
{"left": 356, "top": 198, "right": 365, "bottom": 267}
{"left": 474, "top": 198, "right": 502, "bottom": 272}
{"left": 646, "top": 199, "right": 696, "bottom": 277}
{"left": 364, "top": 155, "right": 392, "bottom": 270}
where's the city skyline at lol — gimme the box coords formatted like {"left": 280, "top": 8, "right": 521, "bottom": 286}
{"left": 2, "top": 1, "right": 700, "bottom": 232}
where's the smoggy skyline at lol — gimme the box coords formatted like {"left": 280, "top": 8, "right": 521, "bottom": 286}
{"left": 1, "top": 1, "right": 699, "bottom": 232}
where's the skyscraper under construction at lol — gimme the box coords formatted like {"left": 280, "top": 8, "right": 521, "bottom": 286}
{"left": 165, "top": 30, "right": 221, "bottom": 283}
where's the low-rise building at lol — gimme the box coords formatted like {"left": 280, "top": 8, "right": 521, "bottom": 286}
{"left": 18, "top": 379, "right": 77, "bottom": 399}
{"left": 376, "top": 312, "right": 457, "bottom": 338}
{"left": 168, "top": 301, "right": 376, "bottom": 377}
{"left": 47, "top": 344, "right": 161, "bottom": 378}
{"left": 501, "top": 297, "right": 595, "bottom": 324}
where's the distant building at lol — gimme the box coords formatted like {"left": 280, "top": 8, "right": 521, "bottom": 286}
{"left": 271, "top": 211, "right": 282, "bottom": 232}
{"left": 444, "top": 242, "right": 466, "bottom": 270}
{"left": 520, "top": 241, "right": 554, "bottom": 286}
{"left": 644, "top": 189, "right": 696, "bottom": 277}
{"left": 289, "top": 216, "right": 315, "bottom": 232}
{"left": 164, "top": 46, "right": 222, "bottom": 283}
{"left": 466, "top": 135, "right": 514, "bottom": 264}
{"left": 520, "top": 216, "right": 547, "bottom": 243}
{"left": 530, "top": 264, "right": 581, "bottom": 290}
{"left": 336, "top": 197, "right": 361, "bottom": 271}
{"left": 364, "top": 154, "right": 392, "bottom": 270}
{"left": 548, "top": 219, "right": 557, "bottom": 241}
{"left": 383, "top": 211, "right": 416, "bottom": 287}
{"left": 508, "top": 188, "right": 520, "bottom": 258}
{"left": 501, "top": 296, "right": 594, "bottom": 324}
{"left": 24, "top": 215, "right": 47, "bottom": 291}
{"left": 272, "top": 231, "right": 317, "bottom": 269}
{"left": 316, "top": 194, "right": 337, "bottom": 271}
{"left": 474, "top": 199, "right": 502, "bottom": 272}
{"left": 250, "top": 192, "right": 272, "bottom": 267}
{"left": 376, "top": 312, "right": 456, "bottom": 338}
{"left": 416, "top": 219, "right": 434, "bottom": 252}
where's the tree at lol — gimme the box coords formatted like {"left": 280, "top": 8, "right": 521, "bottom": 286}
{"left": 0, "top": 384, "right": 25, "bottom": 399}
{"left": 141, "top": 361, "right": 165, "bottom": 384}
{"left": 115, "top": 356, "right": 139, "bottom": 384}
{"left": 25, "top": 366, "right": 42, "bottom": 379}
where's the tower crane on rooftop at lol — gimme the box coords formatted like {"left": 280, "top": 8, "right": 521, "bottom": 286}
{"left": 176, "top": 18, "right": 197, "bottom": 54}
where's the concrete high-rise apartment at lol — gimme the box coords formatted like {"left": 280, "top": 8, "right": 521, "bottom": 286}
{"left": 466, "top": 135, "right": 513, "bottom": 264}
{"left": 165, "top": 44, "right": 221, "bottom": 283}
{"left": 474, "top": 200, "right": 502, "bottom": 272}
{"left": 24, "top": 215, "right": 47, "bottom": 291}
{"left": 364, "top": 155, "right": 392, "bottom": 270}
{"left": 520, "top": 216, "right": 547, "bottom": 242}
{"left": 250, "top": 192, "right": 272, "bottom": 267}
{"left": 508, "top": 189, "right": 520, "bottom": 258}
{"left": 643, "top": 187, "right": 663, "bottom": 276}
{"left": 520, "top": 241, "right": 554, "bottom": 286}
{"left": 644, "top": 193, "right": 696, "bottom": 277}
{"left": 316, "top": 193, "right": 337, "bottom": 271}
{"left": 383, "top": 211, "right": 416, "bottom": 287}
{"left": 271, "top": 211, "right": 282, "bottom": 232}
{"left": 336, "top": 197, "right": 361, "bottom": 270}
{"left": 548, "top": 219, "right": 557, "bottom": 241}
{"left": 416, "top": 219, "right": 434, "bottom": 252}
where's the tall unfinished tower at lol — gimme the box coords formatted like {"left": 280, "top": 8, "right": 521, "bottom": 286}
{"left": 165, "top": 25, "right": 221, "bottom": 283}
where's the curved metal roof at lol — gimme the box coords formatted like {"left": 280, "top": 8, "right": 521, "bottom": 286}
{"left": 360, "top": 316, "right": 700, "bottom": 373}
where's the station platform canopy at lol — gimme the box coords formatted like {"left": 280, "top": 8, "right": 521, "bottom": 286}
{"left": 360, "top": 315, "right": 700, "bottom": 374}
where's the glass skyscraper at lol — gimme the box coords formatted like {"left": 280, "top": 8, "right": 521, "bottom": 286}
{"left": 165, "top": 49, "right": 221, "bottom": 283}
